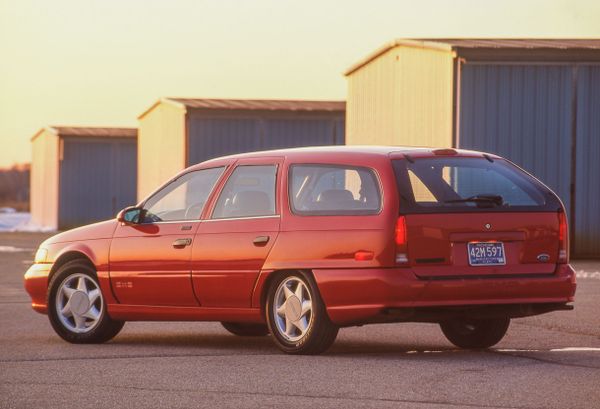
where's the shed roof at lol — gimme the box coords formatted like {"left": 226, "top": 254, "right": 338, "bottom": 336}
{"left": 345, "top": 38, "right": 600, "bottom": 75}
{"left": 420, "top": 39, "right": 600, "bottom": 49}
{"left": 171, "top": 98, "right": 346, "bottom": 112}
{"left": 138, "top": 98, "right": 345, "bottom": 119}
{"left": 344, "top": 39, "right": 454, "bottom": 76}
{"left": 31, "top": 126, "right": 137, "bottom": 142}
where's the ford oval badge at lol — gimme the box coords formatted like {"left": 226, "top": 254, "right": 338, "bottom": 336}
{"left": 537, "top": 253, "right": 550, "bottom": 262}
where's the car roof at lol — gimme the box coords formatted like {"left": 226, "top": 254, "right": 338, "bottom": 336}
{"left": 192, "top": 145, "right": 496, "bottom": 169}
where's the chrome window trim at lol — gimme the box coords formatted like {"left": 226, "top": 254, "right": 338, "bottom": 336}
{"left": 204, "top": 215, "right": 280, "bottom": 222}
{"left": 136, "top": 219, "right": 202, "bottom": 225}
{"left": 133, "top": 215, "right": 280, "bottom": 226}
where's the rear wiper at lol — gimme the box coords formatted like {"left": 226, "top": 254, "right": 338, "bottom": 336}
{"left": 445, "top": 194, "right": 504, "bottom": 206}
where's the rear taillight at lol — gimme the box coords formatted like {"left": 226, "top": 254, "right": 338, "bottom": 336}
{"left": 558, "top": 211, "right": 569, "bottom": 263}
{"left": 395, "top": 216, "right": 408, "bottom": 264}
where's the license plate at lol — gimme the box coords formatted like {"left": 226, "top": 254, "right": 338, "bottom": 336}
{"left": 467, "top": 242, "right": 506, "bottom": 266}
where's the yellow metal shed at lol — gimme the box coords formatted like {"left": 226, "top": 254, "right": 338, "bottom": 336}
{"left": 345, "top": 39, "right": 455, "bottom": 149}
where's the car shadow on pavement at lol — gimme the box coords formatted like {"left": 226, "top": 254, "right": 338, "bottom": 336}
{"left": 110, "top": 332, "right": 276, "bottom": 351}
{"left": 328, "top": 340, "right": 461, "bottom": 356}
{"left": 109, "top": 331, "right": 464, "bottom": 357}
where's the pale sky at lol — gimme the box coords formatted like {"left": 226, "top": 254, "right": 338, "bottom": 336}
{"left": 1, "top": 0, "right": 599, "bottom": 168}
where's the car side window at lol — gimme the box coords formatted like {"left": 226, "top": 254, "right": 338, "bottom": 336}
{"left": 289, "top": 164, "right": 382, "bottom": 215}
{"left": 142, "top": 167, "right": 225, "bottom": 222}
{"left": 212, "top": 165, "right": 277, "bottom": 219}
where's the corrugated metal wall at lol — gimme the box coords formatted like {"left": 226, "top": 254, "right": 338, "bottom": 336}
{"left": 30, "top": 130, "right": 60, "bottom": 229}
{"left": 345, "top": 41, "right": 600, "bottom": 257}
{"left": 346, "top": 44, "right": 454, "bottom": 147}
{"left": 187, "top": 117, "right": 259, "bottom": 163}
{"left": 458, "top": 64, "right": 574, "bottom": 214}
{"left": 58, "top": 137, "right": 137, "bottom": 229}
{"left": 575, "top": 65, "right": 600, "bottom": 256}
{"left": 458, "top": 63, "right": 600, "bottom": 257}
{"left": 187, "top": 112, "right": 344, "bottom": 165}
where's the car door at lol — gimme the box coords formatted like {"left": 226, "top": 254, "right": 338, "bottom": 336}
{"left": 191, "top": 157, "right": 282, "bottom": 308}
{"left": 109, "top": 166, "right": 226, "bottom": 306}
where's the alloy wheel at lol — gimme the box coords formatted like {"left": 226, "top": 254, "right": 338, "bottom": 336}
{"left": 273, "top": 277, "right": 313, "bottom": 342}
{"left": 55, "top": 273, "right": 103, "bottom": 333}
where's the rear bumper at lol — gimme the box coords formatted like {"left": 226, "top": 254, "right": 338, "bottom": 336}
{"left": 313, "top": 264, "right": 577, "bottom": 326}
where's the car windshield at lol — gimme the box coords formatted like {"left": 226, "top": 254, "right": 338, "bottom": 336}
{"left": 392, "top": 157, "right": 560, "bottom": 213}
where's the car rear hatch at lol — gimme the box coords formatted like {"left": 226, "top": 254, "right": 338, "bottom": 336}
{"left": 392, "top": 152, "right": 567, "bottom": 279}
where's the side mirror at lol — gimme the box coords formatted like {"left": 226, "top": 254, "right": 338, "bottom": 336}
{"left": 117, "top": 206, "right": 143, "bottom": 225}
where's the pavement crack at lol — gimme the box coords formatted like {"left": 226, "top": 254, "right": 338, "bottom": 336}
{"left": 512, "top": 321, "right": 600, "bottom": 339}
{"left": 0, "top": 380, "right": 542, "bottom": 409}
{"left": 0, "top": 352, "right": 280, "bottom": 363}
{"left": 487, "top": 350, "right": 600, "bottom": 370}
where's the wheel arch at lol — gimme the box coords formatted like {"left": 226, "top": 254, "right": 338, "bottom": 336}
{"left": 256, "top": 269, "right": 320, "bottom": 318}
{"left": 47, "top": 248, "right": 120, "bottom": 314}
{"left": 49, "top": 251, "right": 96, "bottom": 283}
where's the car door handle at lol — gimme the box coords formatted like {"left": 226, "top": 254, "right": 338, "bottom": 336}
{"left": 253, "top": 236, "right": 270, "bottom": 246}
{"left": 172, "top": 238, "right": 192, "bottom": 248}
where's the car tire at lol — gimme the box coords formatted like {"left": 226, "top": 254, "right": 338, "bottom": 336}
{"left": 265, "top": 271, "right": 338, "bottom": 355}
{"left": 440, "top": 317, "right": 510, "bottom": 349}
{"left": 221, "top": 322, "right": 269, "bottom": 337}
{"left": 47, "top": 260, "right": 124, "bottom": 344}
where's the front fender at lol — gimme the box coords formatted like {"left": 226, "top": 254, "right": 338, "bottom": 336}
{"left": 50, "top": 240, "right": 119, "bottom": 305}
{"left": 24, "top": 238, "right": 118, "bottom": 314}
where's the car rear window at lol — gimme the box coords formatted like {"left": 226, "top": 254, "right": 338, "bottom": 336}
{"left": 392, "top": 157, "right": 562, "bottom": 213}
{"left": 289, "top": 164, "right": 381, "bottom": 216}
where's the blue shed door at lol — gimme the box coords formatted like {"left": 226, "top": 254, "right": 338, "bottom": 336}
{"left": 574, "top": 66, "right": 600, "bottom": 257}
{"left": 458, "top": 64, "right": 574, "bottom": 216}
{"left": 262, "top": 117, "right": 344, "bottom": 149}
{"left": 187, "top": 118, "right": 261, "bottom": 165}
{"left": 458, "top": 63, "right": 600, "bottom": 257}
{"left": 58, "top": 138, "right": 137, "bottom": 229}
{"left": 187, "top": 114, "right": 345, "bottom": 165}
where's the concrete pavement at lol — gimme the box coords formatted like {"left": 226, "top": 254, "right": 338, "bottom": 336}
{"left": 1, "top": 232, "right": 599, "bottom": 409}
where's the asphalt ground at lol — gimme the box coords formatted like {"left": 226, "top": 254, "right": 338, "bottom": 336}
{"left": 1, "top": 232, "right": 599, "bottom": 409}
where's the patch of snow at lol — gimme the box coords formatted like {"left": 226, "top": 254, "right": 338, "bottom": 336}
{"left": 575, "top": 270, "right": 600, "bottom": 280}
{"left": 0, "top": 212, "right": 55, "bottom": 232}
{"left": 0, "top": 245, "right": 33, "bottom": 252}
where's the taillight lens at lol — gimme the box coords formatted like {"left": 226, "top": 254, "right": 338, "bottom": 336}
{"left": 395, "top": 216, "right": 408, "bottom": 264}
{"left": 558, "top": 211, "right": 569, "bottom": 263}
{"left": 395, "top": 216, "right": 407, "bottom": 245}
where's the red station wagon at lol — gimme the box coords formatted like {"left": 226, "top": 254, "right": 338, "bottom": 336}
{"left": 24, "top": 146, "right": 576, "bottom": 354}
